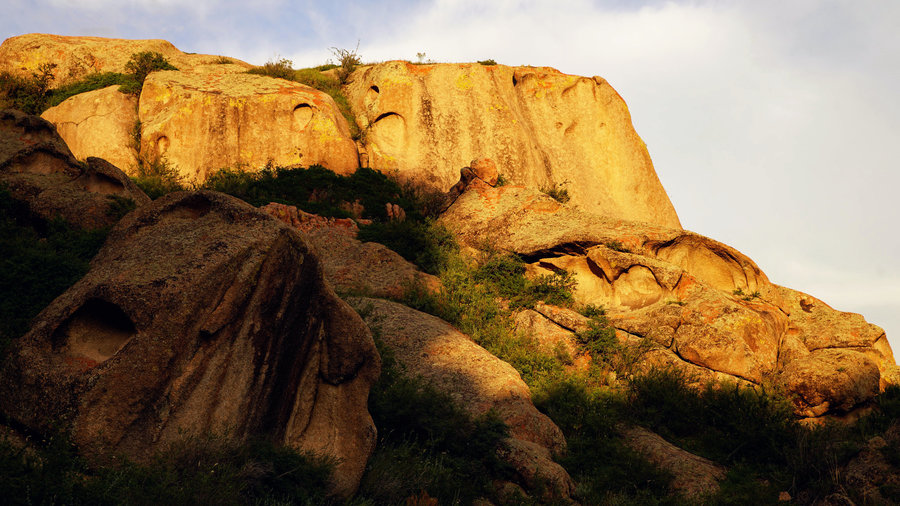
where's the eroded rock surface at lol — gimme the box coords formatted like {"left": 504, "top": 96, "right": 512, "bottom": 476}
{"left": 348, "top": 297, "right": 575, "bottom": 499}
{"left": 0, "top": 109, "right": 149, "bottom": 228}
{"left": 41, "top": 85, "right": 139, "bottom": 172}
{"left": 0, "top": 33, "right": 250, "bottom": 87}
{"left": 139, "top": 66, "right": 359, "bottom": 182}
{"left": 439, "top": 177, "right": 897, "bottom": 416}
{"left": 0, "top": 191, "right": 380, "bottom": 497}
{"left": 260, "top": 202, "right": 440, "bottom": 299}
{"left": 345, "top": 61, "right": 681, "bottom": 228}
{"left": 622, "top": 426, "right": 727, "bottom": 499}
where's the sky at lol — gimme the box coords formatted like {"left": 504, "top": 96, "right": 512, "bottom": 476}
{"left": 4, "top": 0, "right": 899, "bottom": 356}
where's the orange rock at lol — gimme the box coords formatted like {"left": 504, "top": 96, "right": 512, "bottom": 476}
{"left": 139, "top": 67, "right": 359, "bottom": 182}
{"left": 345, "top": 62, "right": 681, "bottom": 228}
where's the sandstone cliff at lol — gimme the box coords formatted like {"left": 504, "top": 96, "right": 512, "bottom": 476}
{"left": 0, "top": 33, "right": 250, "bottom": 87}
{"left": 346, "top": 61, "right": 682, "bottom": 229}
{"left": 138, "top": 66, "right": 359, "bottom": 181}
{"left": 440, "top": 176, "right": 898, "bottom": 417}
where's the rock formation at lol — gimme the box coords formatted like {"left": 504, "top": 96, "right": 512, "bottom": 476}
{"left": 41, "top": 85, "right": 139, "bottom": 171}
{"left": 0, "top": 33, "right": 250, "bottom": 87}
{"left": 345, "top": 61, "right": 681, "bottom": 228}
{"left": 439, "top": 174, "right": 898, "bottom": 418}
{"left": 138, "top": 66, "right": 359, "bottom": 182}
{"left": 0, "top": 191, "right": 381, "bottom": 497}
{"left": 0, "top": 108, "right": 149, "bottom": 228}
{"left": 260, "top": 202, "right": 441, "bottom": 299}
{"left": 348, "top": 297, "right": 576, "bottom": 499}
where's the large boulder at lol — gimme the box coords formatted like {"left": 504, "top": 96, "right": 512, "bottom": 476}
{"left": 0, "top": 109, "right": 149, "bottom": 228}
{"left": 0, "top": 33, "right": 250, "bottom": 87}
{"left": 41, "top": 85, "right": 139, "bottom": 172}
{"left": 0, "top": 191, "right": 381, "bottom": 497}
{"left": 138, "top": 66, "right": 359, "bottom": 182}
{"left": 345, "top": 62, "right": 681, "bottom": 229}
{"left": 349, "top": 297, "right": 576, "bottom": 499}
{"left": 439, "top": 177, "right": 897, "bottom": 416}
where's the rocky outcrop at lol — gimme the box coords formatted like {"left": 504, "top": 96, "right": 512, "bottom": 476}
{"left": 349, "top": 297, "right": 575, "bottom": 499}
{"left": 0, "top": 33, "right": 250, "bottom": 87}
{"left": 0, "top": 191, "right": 380, "bottom": 497}
{"left": 41, "top": 85, "right": 139, "bottom": 172}
{"left": 0, "top": 109, "right": 149, "bottom": 228}
{"left": 346, "top": 61, "right": 681, "bottom": 228}
{"left": 260, "top": 202, "right": 441, "bottom": 299}
{"left": 139, "top": 66, "right": 359, "bottom": 182}
{"left": 439, "top": 176, "right": 897, "bottom": 417}
{"left": 622, "top": 426, "right": 727, "bottom": 499}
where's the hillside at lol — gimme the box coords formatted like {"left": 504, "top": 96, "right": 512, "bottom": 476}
{"left": 0, "top": 34, "right": 898, "bottom": 505}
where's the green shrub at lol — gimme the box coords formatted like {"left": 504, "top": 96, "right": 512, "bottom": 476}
{"left": 204, "top": 164, "right": 427, "bottom": 222}
{"left": 533, "top": 380, "right": 676, "bottom": 504}
{"left": 247, "top": 57, "right": 296, "bottom": 80}
{"left": 358, "top": 219, "right": 458, "bottom": 275}
{"left": 124, "top": 51, "right": 177, "bottom": 88}
{"left": 604, "top": 240, "right": 631, "bottom": 253}
{"left": 0, "top": 63, "right": 56, "bottom": 114}
{"left": 47, "top": 72, "right": 136, "bottom": 107}
{"left": 477, "top": 59, "right": 498, "bottom": 66}
{"left": 540, "top": 182, "right": 570, "bottom": 203}
{"left": 628, "top": 368, "right": 798, "bottom": 466}
{"left": 132, "top": 156, "right": 185, "bottom": 199}
{"left": 329, "top": 43, "right": 362, "bottom": 84}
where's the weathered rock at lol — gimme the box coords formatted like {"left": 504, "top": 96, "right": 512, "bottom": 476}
{"left": 345, "top": 61, "right": 681, "bottom": 228}
{"left": 138, "top": 66, "right": 359, "bottom": 182}
{"left": 0, "top": 109, "right": 149, "bottom": 228}
{"left": 440, "top": 179, "right": 896, "bottom": 415}
{"left": 622, "top": 426, "right": 727, "bottom": 499}
{"left": 0, "top": 191, "right": 380, "bottom": 497}
{"left": 41, "top": 85, "right": 139, "bottom": 172}
{"left": 779, "top": 349, "right": 881, "bottom": 416}
{"left": 348, "top": 297, "right": 575, "bottom": 499}
{"left": 0, "top": 33, "right": 250, "bottom": 87}
{"left": 260, "top": 202, "right": 440, "bottom": 299}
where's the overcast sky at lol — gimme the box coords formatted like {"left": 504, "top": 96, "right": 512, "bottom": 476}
{"left": 4, "top": 0, "right": 898, "bottom": 355}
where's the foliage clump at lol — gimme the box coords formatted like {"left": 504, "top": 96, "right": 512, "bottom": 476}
{"left": 124, "top": 51, "right": 177, "bottom": 90}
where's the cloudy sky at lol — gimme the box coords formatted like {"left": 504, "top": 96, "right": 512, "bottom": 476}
{"left": 4, "top": 0, "right": 899, "bottom": 354}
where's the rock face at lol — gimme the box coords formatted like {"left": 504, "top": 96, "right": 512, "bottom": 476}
{"left": 41, "top": 85, "right": 139, "bottom": 172}
{"left": 439, "top": 177, "right": 898, "bottom": 416}
{"left": 260, "top": 202, "right": 441, "bottom": 299}
{"left": 622, "top": 426, "right": 727, "bottom": 498}
{"left": 345, "top": 61, "right": 681, "bottom": 228}
{"left": 0, "top": 33, "right": 250, "bottom": 87}
{"left": 139, "top": 67, "right": 359, "bottom": 182}
{"left": 0, "top": 109, "right": 149, "bottom": 228}
{"left": 0, "top": 191, "right": 381, "bottom": 497}
{"left": 349, "top": 297, "right": 576, "bottom": 499}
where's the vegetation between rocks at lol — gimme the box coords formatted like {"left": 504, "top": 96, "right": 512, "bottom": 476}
{"left": 0, "top": 51, "right": 176, "bottom": 115}
{"left": 247, "top": 57, "right": 360, "bottom": 139}
{"left": 0, "top": 185, "right": 108, "bottom": 356}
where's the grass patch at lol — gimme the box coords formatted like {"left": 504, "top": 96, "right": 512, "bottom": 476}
{"left": 0, "top": 431, "right": 335, "bottom": 505}
{"left": 47, "top": 72, "right": 137, "bottom": 107}
{"left": 358, "top": 333, "right": 512, "bottom": 505}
